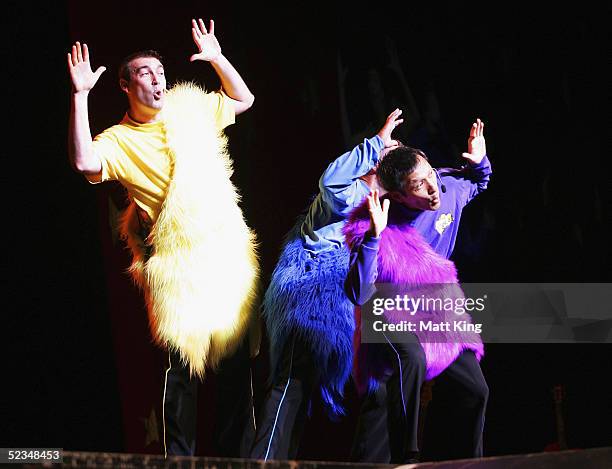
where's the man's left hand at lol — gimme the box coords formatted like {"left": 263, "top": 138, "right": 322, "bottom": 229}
{"left": 462, "top": 118, "right": 486, "bottom": 164}
{"left": 377, "top": 108, "right": 404, "bottom": 155}
{"left": 190, "top": 18, "right": 222, "bottom": 63}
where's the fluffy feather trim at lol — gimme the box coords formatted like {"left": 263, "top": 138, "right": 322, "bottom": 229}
{"left": 344, "top": 200, "right": 483, "bottom": 393}
{"left": 263, "top": 218, "right": 355, "bottom": 415}
{"left": 121, "top": 82, "right": 260, "bottom": 378}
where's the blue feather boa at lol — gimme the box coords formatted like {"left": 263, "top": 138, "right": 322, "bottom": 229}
{"left": 263, "top": 219, "right": 355, "bottom": 416}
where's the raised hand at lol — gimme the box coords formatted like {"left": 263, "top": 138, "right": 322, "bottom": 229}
{"left": 190, "top": 18, "right": 222, "bottom": 62}
{"left": 67, "top": 42, "right": 106, "bottom": 93}
{"left": 367, "top": 189, "right": 390, "bottom": 238}
{"left": 462, "top": 118, "right": 486, "bottom": 164}
{"left": 377, "top": 108, "right": 404, "bottom": 153}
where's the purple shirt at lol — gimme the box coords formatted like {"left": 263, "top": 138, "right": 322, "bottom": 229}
{"left": 345, "top": 156, "right": 492, "bottom": 305}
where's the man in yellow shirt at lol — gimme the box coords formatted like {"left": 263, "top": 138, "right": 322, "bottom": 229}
{"left": 67, "top": 18, "right": 260, "bottom": 457}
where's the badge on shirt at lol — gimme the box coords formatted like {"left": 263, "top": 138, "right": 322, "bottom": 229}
{"left": 435, "top": 213, "right": 454, "bottom": 235}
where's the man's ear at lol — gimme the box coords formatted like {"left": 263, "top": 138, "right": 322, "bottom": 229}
{"left": 119, "top": 78, "right": 129, "bottom": 93}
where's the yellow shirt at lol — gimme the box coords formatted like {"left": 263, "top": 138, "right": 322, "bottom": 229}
{"left": 88, "top": 90, "right": 235, "bottom": 222}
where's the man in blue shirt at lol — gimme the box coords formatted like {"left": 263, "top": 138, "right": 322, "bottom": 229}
{"left": 345, "top": 119, "right": 491, "bottom": 463}
{"left": 249, "top": 109, "right": 404, "bottom": 460}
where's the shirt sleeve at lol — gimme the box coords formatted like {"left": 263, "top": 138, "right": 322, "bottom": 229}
{"left": 344, "top": 234, "right": 380, "bottom": 305}
{"left": 204, "top": 90, "right": 236, "bottom": 131}
{"left": 319, "top": 135, "right": 385, "bottom": 214}
{"left": 86, "top": 130, "right": 125, "bottom": 184}
{"left": 459, "top": 154, "right": 493, "bottom": 206}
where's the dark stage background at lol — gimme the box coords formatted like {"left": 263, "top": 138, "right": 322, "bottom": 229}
{"left": 5, "top": 0, "right": 610, "bottom": 461}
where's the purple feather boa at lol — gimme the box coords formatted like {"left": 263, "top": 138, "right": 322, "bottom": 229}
{"left": 343, "top": 200, "right": 484, "bottom": 393}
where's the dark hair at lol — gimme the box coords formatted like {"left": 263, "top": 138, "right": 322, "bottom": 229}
{"left": 118, "top": 50, "right": 164, "bottom": 82}
{"left": 377, "top": 146, "right": 428, "bottom": 193}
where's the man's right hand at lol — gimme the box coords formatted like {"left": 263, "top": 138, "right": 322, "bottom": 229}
{"left": 376, "top": 108, "right": 403, "bottom": 156}
{"left": 67, "top": 42, "right": 106, "bottom": 93}
{"left": 367, "top": 189, "right": 390, "bottom": 238}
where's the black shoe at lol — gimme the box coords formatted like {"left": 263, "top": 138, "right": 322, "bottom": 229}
{"left": 404, "top": 451, "right": 420, "bottom": 464}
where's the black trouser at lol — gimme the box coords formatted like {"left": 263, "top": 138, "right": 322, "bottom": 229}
{"left": 249, "top": 335, "right": 319, "bottom": 461}
{"left": 351, "top": 335, "right": 488, "bottom": 464}
{"left": 163, "top": 338, "right": 255, "bottom": 457}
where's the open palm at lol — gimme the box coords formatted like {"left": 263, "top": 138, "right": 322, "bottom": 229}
{"left": 367, "top": 189, "right": 390, "bottom": 238}
{"left": 462, "top": 118, "right": 486, "bottom": 164}
{"left": 377, "top": 108, "right": 404, "bottom": 152}
{"left": 190, "top": 18, "right": 222, "bottom": 62}
{"left": 67, "top": 42, "right": 106, "bottom": 92}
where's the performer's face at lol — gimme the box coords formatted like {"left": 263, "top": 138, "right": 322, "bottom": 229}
{"left": 121, "top": 57, "right": 166, "bottom": 112}
{"left": 394, "top": 156, "right": 441, "bottom": 211}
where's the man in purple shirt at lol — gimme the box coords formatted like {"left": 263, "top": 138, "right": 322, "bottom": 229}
{"left": 345, "top": 119, "right": 491, "bottom": 463}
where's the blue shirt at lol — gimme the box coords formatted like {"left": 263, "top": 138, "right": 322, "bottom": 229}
{"left": 301, "top": 136, "right": 385, "bottom": 253}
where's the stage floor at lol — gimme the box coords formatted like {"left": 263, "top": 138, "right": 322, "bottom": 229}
{"left": 17, "top": 446, "right": 611, "bottom": 468}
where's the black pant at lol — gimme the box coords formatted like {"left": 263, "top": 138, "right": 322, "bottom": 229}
{"left": 163, "top": 338, "right": 255, "bottom": 457}
{"left": 351, "top": 337, "right": 488, "bottom": 464}
{"left": 249, "top": 335, "right": 319, "bottom": 461}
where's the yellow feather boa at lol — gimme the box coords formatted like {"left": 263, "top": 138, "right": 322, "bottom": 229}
{"left": 120, "top": 82, "right": 260, "bottom": 378}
